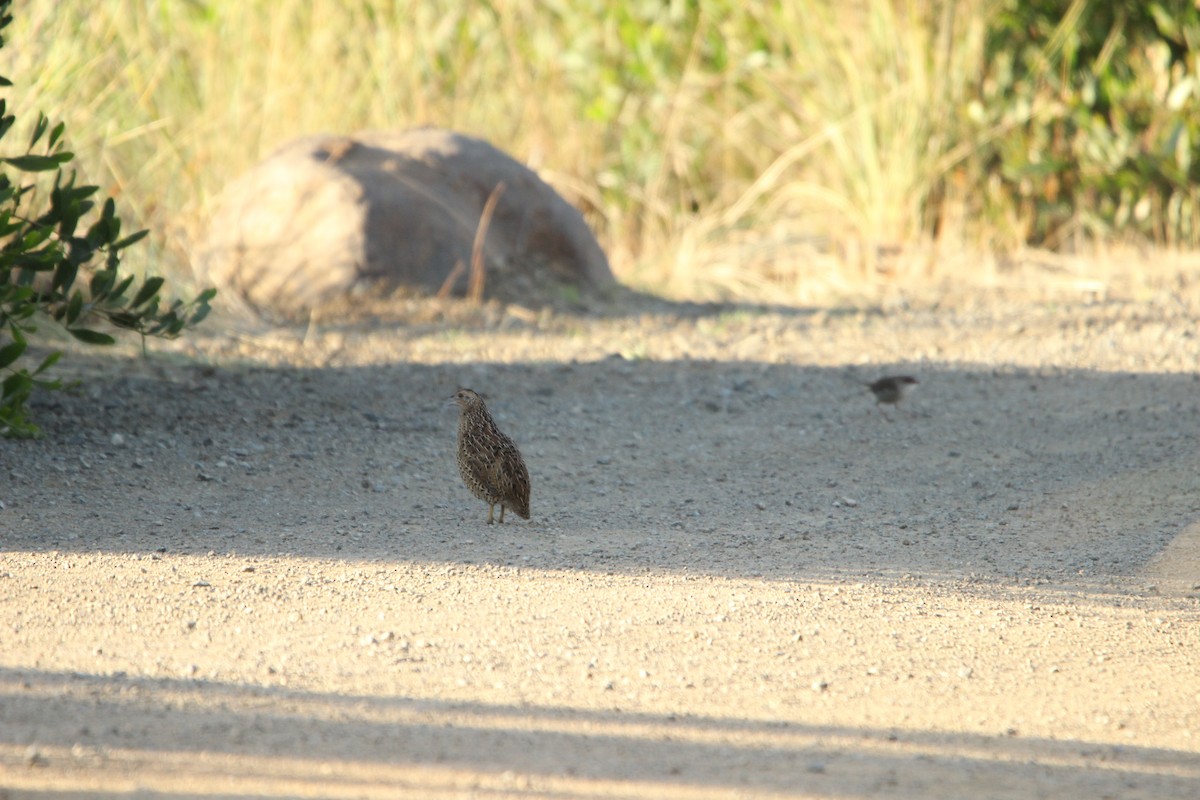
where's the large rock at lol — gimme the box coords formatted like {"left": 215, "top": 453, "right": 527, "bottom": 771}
{"left": 199, "top": 128, "right": 613, "bottom": 314}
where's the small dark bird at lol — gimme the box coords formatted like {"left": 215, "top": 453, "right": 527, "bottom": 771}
{"left": 450, "top": 388, "right": 531, "bottom": 524}
{"left": 866, "top": 375, "right": 919, "bottom": 418}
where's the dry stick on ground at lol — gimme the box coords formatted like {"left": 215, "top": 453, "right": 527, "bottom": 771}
{"left": 436, "top": 260, "right": 465, "bottom": 299}
{"left": 468, "top": 181, "right": 507, "bottom": 303}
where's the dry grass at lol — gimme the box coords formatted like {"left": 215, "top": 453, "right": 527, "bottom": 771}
{"left": 6, "top": 1, "right": 1195, "bottom": 305}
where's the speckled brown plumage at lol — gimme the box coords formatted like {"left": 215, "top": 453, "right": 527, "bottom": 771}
{"left": 450, "top": 388, "right": 530, "bottom": 524}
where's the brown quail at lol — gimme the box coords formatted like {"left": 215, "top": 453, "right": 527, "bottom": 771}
{"left": 866, "top": 375, "right": 919, "bottom": 419}
{"left": 450, "top": 388, "right": 531, "bottom": 524}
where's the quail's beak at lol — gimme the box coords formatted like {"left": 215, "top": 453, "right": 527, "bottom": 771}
{"left": 445, "top": 395, "right": 460, "bottom": 410}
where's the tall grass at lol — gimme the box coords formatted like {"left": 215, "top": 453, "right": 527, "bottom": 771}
{"left": 7, "top": 1, "right": 1197, "bottom": 302}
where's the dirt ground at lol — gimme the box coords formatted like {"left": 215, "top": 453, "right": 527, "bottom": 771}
{"left": 2, "top": 279, "right": 1199, "bottom": 799}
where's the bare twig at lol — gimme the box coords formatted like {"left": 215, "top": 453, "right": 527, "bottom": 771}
{"left": 436, "top": 259, "right": 466, "bottom": 300}
{"left": 468, "top": 181, "right": 506, "bottom": 304}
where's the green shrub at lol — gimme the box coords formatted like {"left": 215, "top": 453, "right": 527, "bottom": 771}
{"left": 953, "top": 0, "right": 1200, "bottom": 248}
{"left": 0, "top": 0, "right": 214, "bottom": 438}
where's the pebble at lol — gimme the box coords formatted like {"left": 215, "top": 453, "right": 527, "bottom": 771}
{"left": 24, "top": 744, "right": 46, "bottom": 767}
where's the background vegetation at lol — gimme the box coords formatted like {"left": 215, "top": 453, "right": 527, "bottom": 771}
{"left": 8, "top": 0, "right": 1199, "bottom": 300}
{"left": 0, "top": 0, "right": 212, "bottom": 437}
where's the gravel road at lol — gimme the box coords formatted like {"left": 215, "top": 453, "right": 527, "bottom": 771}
{"left": 2, "top": 285, "right": 1199, "bottom": 798}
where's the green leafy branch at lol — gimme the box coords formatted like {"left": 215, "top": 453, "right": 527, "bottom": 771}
{"left": 0, "top": 0, "right": 214, "bottom": 437}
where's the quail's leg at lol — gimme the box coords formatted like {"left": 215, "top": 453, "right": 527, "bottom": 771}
{"left": 487, "top": 504, "right": 495, "bottom": 524}
{"left": 499, "top": 505, "right": 506, "bottom": 524}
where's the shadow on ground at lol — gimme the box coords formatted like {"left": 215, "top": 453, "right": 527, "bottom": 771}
{"left": 0, "top": 667, "right": 1196, "bottom": 799}
{"left": 3, "top": 347, "right": 1199, "bottom": 591}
